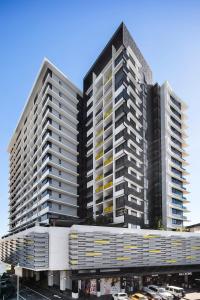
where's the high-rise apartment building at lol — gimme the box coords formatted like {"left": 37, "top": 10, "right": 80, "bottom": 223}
{"left": 7, "top": 23, "right": 189, "bottom": 237}
{"left": 160, "top": 82, "right": 189, "bottom": 229}
{"left": 147, "top": 82, "right": 189, "bottom": 230}
{"left": 78, "top": 23, "right": 189, "bottom": 230}
{"left": 79, "top": 23, "right": 152, "bottom": 229}
{"left": 8, "top": 59, "right": 82, "bottom": 233}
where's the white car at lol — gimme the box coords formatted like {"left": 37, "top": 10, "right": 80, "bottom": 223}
{"left": 143, "top": 287, "right": 162, "bottom": 300}
{"left": 148, "top": 285, "right": 173, "bottom": 300}
{"left": 165, "top": 286, "right": 185, "bottom": 299}
{"left": 112, "top": 292, "right": 129, "bottom": 300}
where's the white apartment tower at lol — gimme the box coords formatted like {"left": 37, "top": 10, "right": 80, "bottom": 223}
{"left": 160, "top": 81, "right": 189, "bottom": 229}
{"left": 8, "top": 59, "right": 82, "bottom": 233}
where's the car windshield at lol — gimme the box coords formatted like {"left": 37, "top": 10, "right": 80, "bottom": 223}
{"left": 158, "top": 288, "right": 166, "bottom": 293}
{"left": 120, "top": 294, "right": 127, "bottom": 297}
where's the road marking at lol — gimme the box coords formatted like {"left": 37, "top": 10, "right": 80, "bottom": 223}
{"left": 24, "top": 286, "right": 51, "bottom": 300}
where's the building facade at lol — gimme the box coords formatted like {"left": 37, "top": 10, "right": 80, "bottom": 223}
{"left": 1, "top": 225, "right": 200, "bottom": 297}
{"left": 8, "top": 59, "right": 82, "bottom": 234}
{"left": 78, "top": 23, "right": 189, "bottom": 230}
{"left": 160, "top": 82, "right": 189, "bottom": 229}
{"left": 79, "top": 23, "right": 152, "bottom": 229}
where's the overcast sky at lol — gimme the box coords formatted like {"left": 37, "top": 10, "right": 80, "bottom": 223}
{"left": 0, "top": 0, "right": 200, "bottom": 236}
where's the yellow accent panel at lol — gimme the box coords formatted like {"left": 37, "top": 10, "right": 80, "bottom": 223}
{"left": 96, "top": 140, "right": 103, "bottom": 148}
{"left": 96, "top": 129, "right": 103, "bottom": 137}
{"left": 86, "top": 252, "right": 102, "bottom": 257}
{"left": 70, "top": 260, "right": 78, "bottom": 265}
{"left": 96, "top": 174, "right": 103, "bottom": 181}
{"left": 95, "top": 185, "right": 103, "bottom": 193}
{"left": 104, "top": 181, "right": 113, "bottom": 189}
{"left": 143, "top": 235, "right": 159, "bottom": 239}
{"left": 192, "top": 246, "right": 200, "bottom": 250}
{"left": 95, "top": 150, "right": 104, "bottom": 160}
{"left": 95, "top": 240, "right": 110, "bottom": 245}
{"left": 70, "top": 234, "right": 78, "bottom": 239}
{"left": 104, "top": 206, "right": 113, "bottom": 213}
{"left": 166, "top": 259, "right": 177, "bottom": 263}
{"left": 104, "top": 156, "right": 113, "bottom": 166}
{"left": 116, "top": 257, "right": 130, "bottom": 261}
{"left": 124, "top": 245, "right": 137, "bottom": 249}
{"left": 27, "top": 255, "right": 34, "bottom": 260}
{"left": 171, "top": 242, "right": 182, "bottom": 246}
{"left": 104, "top": 109, "right": 112, "bottom": 119}
{"left": 149, "top": 250, "right": 161, "bottom": 253}
{"left": 186, "top": 256, "right": 196, "bottom": 259}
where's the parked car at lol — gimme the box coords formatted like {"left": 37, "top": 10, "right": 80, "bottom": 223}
{"left": 147, "top": 285, "right": 173, "bottom": 300}
{"left": 129, "top": 293, "right": 148, "bottom": 300}
{"left": 143, "top": 287, "right": 162, "bottom": 300}
{"left": 165, "top": 286, "right": 185, "bottom": 299}
{"left": 112, "top": 292, "right": 129, "bottom": 300}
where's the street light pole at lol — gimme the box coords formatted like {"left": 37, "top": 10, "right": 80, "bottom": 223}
{"left": 15, "top": 263, "right": 20, "bottom": 300}
{"left": 17, "top": 272, "right": 19, "bottom": 300}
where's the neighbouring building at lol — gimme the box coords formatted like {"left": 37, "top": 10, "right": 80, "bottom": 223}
{"left": 147, "top": 81, "right": 190, "bottom": 230}
{"left": 187, "top": 223, "right": 200, "bottom": 232}
{"left": 8, "top": 59, "right": 82, "bottom": 234}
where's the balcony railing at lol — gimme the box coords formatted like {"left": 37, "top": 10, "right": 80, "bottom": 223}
{"left": 104, "top": 156, "right": 113, "bottom": 166}
{"left": 95, "top": 150, "right": 104, "bottom": 160}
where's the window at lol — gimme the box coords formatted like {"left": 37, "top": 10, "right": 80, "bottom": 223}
{"left": 59, "top": 125, "right": 62, "bottom": 130}
{"left": 59, "top": 92, "right": 62, "bottom": 97}
{"left": 59, "top": 182, "right": 61, "bottom": 187}
{"left": 58, "top": 204, "right": 62, "bottom": 210}
{"left": 59, "top": 136, "right": 62, "bottom": 142}
{"left": 59, "top": 194, "right": 61, "bottom": 199}
{"left": 59, "top": 170, "right": 61, "bottom": 176}
{"left": 59, "top": 159, "right": 61, "bottom": 165}
{"left": 59, "top": 114, "right": 62, "bottom": 119}
{"left": 59, "top": 148, "right": 62, "bottom": 153}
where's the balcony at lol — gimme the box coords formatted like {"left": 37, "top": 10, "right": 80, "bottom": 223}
{"left": 96, "top": 140, "right": 103, "bottom": 149}
{"left": 95, "top": 185, "right": 103, "bottom": 193}
{"left": 104, "top": 156, "right": 113, "bottom": 166}
{"left": 104, "top": 181, "right": 113, "bottom": 190}
{"left": 96, "top": 129, "right": 103, "bottom": 138}
{"left": 104, "top": 108, "right": 112, "bottom": 120}
{"left": 95, "top": 150, "right": 104, "bottom": 160}
{"left": 96, "top": 174, "right": 103, "bottom": 182}
{"left": 104, "top": 205, "right": 113, "bottom": 214}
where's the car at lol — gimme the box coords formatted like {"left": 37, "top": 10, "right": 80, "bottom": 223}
{"left": 129, "top": 292, "right": 148, "bottom": 300}
{"left": 143, "top": 287, "right": 162, "bottom": 300}
{"left": 147, "top": 285, "right": 173, "bottom": 300}
{"left": 165, "top": 286, "right": 185, "bottom": 299}
{"left": 112, "top": 292, "right": 129, "bottom": 300}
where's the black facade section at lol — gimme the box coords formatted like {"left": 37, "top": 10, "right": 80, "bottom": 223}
{"left": 77, "top": 93, "right": 87, "bottom": 220}
{"left": 146, "top": 84, "right": 162, "bottom": 229}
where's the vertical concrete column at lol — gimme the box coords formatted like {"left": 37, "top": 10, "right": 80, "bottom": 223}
{"left": 35, "top": 271, "right": 40, "bottom": 282}
{"left": 30, "top": 270, "right": 34, "bottom": 278}
{"left": 48, "top": 271, "right": 54, "bottom": 287}
{"left": 66, "top": 271, "right": 72, "bottom": 290}
{"left": 96, "top": 278, "right": 101, "bottom": 297}
{"left": 184, "top": 274, "right": 188, "bottom": 288}
{"left": 60, "top": 270, "right": 67, "bottom": 291}
{"left": 138, "top": 276, "right": 143, "bottom": 290}
{"left": 72, "top": 279, "right": 79, "bottom": 299}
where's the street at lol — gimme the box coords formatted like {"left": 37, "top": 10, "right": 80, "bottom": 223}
{"left": 7, "top": 289, "right": 200, "bottom": 300}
